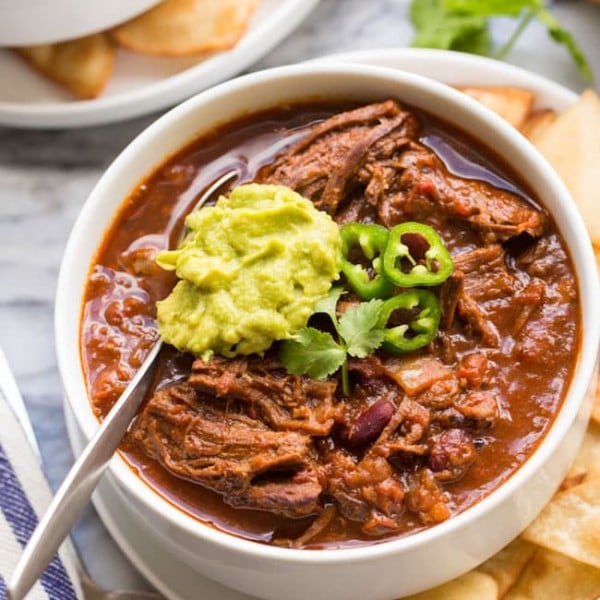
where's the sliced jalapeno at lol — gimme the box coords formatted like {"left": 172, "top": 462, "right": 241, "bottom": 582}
{"left": 378, "top": 290, "right": 441, "bottom": 354}
{"left": 340, "top": 223, "right": 394, "bottom": 300}
{"left": 382, "top": 222, "right": 453, "bottom": 287}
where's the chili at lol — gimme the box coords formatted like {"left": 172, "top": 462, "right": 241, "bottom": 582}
{"left": 382, "top": 222, "right": 453, "bottom": 287}
{"left": 340, "top": 223, "right": 393, "bottom": 299}
{"left": 378, "top": 289, "right": 441, "bottom": 353}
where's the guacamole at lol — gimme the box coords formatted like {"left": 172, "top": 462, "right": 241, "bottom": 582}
{"left": 156, "top": 184, "right": 342, "bottom": 359}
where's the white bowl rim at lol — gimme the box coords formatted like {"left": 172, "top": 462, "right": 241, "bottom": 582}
{"left": 56, "top": 59, "right": 600, "bottom": 565}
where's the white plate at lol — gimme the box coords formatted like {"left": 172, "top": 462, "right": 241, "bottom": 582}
{"left": 0, "top": 0, "right": 319, "bottom": 129}
{"left": 65, "top": 49, "right": 579, "bottom": 599}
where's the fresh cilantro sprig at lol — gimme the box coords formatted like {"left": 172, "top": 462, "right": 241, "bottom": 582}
{"left": 280, "top": 287, "right": 385, "bottom": 395}
{"left": 409, "top": 0, "right": 592, "bottom": 81}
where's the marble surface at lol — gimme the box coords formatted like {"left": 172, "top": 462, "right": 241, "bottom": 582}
{"left": 1, "top": 0, "right": 599, "bottom": 595}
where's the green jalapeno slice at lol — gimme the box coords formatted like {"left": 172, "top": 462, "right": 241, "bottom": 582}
{"left": 378, "top": 290, "right": 441, "bottom": 353}
{"left": 382, "top": 222, "right": 453, "bottom": 287}
{"left": 340, "top": 223, "right": 394, "bottom": 300}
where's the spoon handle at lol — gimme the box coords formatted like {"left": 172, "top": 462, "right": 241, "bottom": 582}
{"left": 7, "top": 339, "right": 163, "bottom": 600}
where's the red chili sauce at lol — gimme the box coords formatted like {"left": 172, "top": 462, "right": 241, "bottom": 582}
{"left": 81, "top": 100, "right": 580, "bottom": 548}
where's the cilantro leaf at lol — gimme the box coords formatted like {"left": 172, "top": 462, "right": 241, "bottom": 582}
{"left": 280, "top": 328, "right": 346, "bottom": 380}
{"left": 451, "top": 26, "right": 491, "bottom": 55}
{"left": 409, "top": 0, "right": 592, "bottom": 81}
{"left": 443, "top": 0, "right": 541, "bottom": 17}
{"left": 313, "top": 286, "right": 345, "bottom": 331}
{"left": 536, "top": 7, "right": 592, "bottom": 82}
{"left": 338, "top": 299, "right": 386, "bottom": 358}
{"left": 280, "top": 292, "right": 387, "bottom": 393}
{"left": 410, "top": 0, "right": 489, "bottom": 52}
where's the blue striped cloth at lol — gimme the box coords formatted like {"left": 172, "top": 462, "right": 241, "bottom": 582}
{"left": 0, "top": 364, "right": 82, "bottom": 600}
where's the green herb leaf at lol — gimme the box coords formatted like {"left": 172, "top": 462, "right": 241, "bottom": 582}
{"left": 280, "top": 328, "right": 346, "bottom": 380}
{"left": 338, "top": 299, "right": 386, "bottom": 358}
{"left": 494, "top": 7, "right": 536, "bottom": 59}
{"left": 451, "top": 26, "right": 491, "bottom": 56}
{"left": 536, "top": 7, "right": 593, "bottom": 82}
{"left": 410, "top": 0, "right": 489, "bottom": 53}
{"left": 280, "top": 292, "right": 387, "bottom": 392}
{"left": 443, "top": 0, "right": 541, "bottom": 17}
{"left": 409, "top": 0, "right": 592, "bottom": 81}
{"left": 313, "top": 286, "right": 345, "bottom": 330}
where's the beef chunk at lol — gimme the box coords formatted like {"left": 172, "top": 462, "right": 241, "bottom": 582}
{"left": 457, "top": 352, "right": 491, "bottom": 388}
{"left": 132, "top": 383, "right": 322, "bottom": 518}
{"left": 261, "top": 99, "right": 544, "bottom": 245}
{"left": 418, "top": 377, "right": 461, "bottom": 410}
{"left": 457, "top": 245, "right": 516, "bottom": 302}
{"left": 325, "top": 451, "right": 406, "bottom": 535}
{"left": 260, "top": 100, "right": 418, "bottom": 215}
{"left": 440, "top": 245, "right": 525, "bottom": 347}
{"left": 428, "top": 429, "right": 477, "bottom": 482}
{"left": 387, "top": 146, "right": 546, "bottom": 242}
{"left": 405, "top": 468, "right": 452, "bottom": 524}
{"left": 189, "top": 355, "right": 339, "bottom": 435}
{"left": 455, "top": 390, "right": 500, "bottom": 428}
{"left": 439, "top": 270, "right": 465, "bottom": 330}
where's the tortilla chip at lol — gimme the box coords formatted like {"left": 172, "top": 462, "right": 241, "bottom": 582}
{"left": 563, "top": 421, "right": 600, "bottom": 487}
{"left": 457, "top": 86, "right": 535, "bottom": 129}
{"left": 520, "top": 109, "right": 557, "bottom": 144}
{"left": 477, "top": 538, "right": 536, "bottom": 597}
{"left": 504, "top": 547, "right": 600, "bottom": 599}
{"left": 592, "top": 374, "right": 600, "bottom": 426}
{"left": 533, "top": 89, "right": 600, "bottom": 245}
{"left": 401, "top": 571, "right": 498, "bottom": 600}
{"left": 16, "top": 33, "right": 115, "bottom": 100}
{"left": 522, "top": 478, "right": 600, "bottom": 569}
{"left": 111, "top": 0, "right": 259, "bottom": 56}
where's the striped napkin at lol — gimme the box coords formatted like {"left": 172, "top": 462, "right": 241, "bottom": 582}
{"left": 0, "top": 348, "right": 83, "bottom": 600}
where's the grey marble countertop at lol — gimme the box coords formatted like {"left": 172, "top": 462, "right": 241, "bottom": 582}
{"left": 1, "top": 0, "right": 599, "bottom": 595}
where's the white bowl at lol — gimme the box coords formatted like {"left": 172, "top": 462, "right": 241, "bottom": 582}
{"left": 56, "top": 62, "right": 600, "bottom": 600}
{"left": 0, "top": 0, "right": 161, "bottom": 46}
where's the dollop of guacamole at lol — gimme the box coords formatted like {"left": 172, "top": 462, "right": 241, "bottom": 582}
{"left": 156, "top": 183, "right": 341, "bottom": 359}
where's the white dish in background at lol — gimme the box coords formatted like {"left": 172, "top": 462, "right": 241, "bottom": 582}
{"left": 0, "top": 0, "right": 161, "bottom": 47}
{"left": 313, "top": 48, "right": 578, "bottom": 110}
{"left": 0, "top": 0, "right": 319, "bottom": 129}
{"left": 57, "top": 50, "right": 600, "bottom": 600}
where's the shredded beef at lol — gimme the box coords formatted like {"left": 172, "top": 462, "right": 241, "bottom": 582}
{"left": 132, "top": 383, "right": 322, "bottom": 518}
{"left": 189, "top": 354, "right": 339, "bottom": 435}
{"left": 457, "top": 293, "right": 500, "bottom": 347}
{"left": 405, "top": 468, "right": 452, "bottom": 525}
{"left": 439, "top": 271, "right": 464, "bottom": 330}
{"left": 325, "top": 451, "right": 406, "bottom": 535}
{"left": 387, "top": 146, "right": 545, "bottom": 241}
{"left": 260, "top": 100, "right": 418, "bottom": 215}
{"left": 261, "top": 100, "right": 545, "bottom": 244}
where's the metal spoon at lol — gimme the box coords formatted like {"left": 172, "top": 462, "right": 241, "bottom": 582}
{"left": 7, "top": 170, "right": 238, "bottom": 600}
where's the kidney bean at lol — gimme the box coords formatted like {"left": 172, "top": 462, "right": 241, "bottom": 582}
{"left": 346, "top": 398, "right": 395, "bottom": 451}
